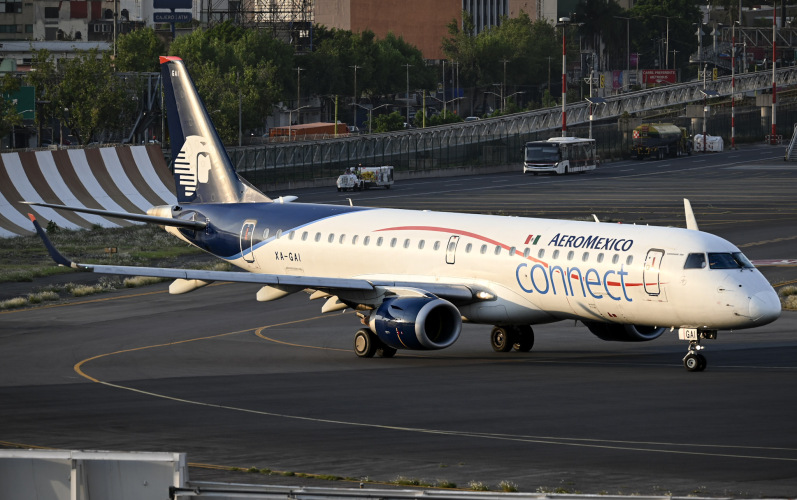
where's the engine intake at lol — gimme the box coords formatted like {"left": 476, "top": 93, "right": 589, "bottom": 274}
{"left": 369, "top": 296, "right": 462, "bottom": 350}
{"left": 584, "top": 322, "right": 667, "bottom": 342}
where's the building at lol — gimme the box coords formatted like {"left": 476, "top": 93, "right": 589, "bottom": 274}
{"left": 316, "top": 0, "right": 567, "bottom": 61}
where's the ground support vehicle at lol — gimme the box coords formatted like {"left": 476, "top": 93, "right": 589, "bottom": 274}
{"left": 630, "top": 123, "right": 692, "bottom": 160}
{"left": 336, "top": 166, "right": 394, "bottom": 191}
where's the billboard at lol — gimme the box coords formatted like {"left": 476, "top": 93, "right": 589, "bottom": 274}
{"left": 153, "top": 0, "right": 192, "bottom": 9}
{"left": 642, "top": 69, "right": 677, "bottom": 85}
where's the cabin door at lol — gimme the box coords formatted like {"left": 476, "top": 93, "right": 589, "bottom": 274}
{"left": 445, "top": 236, "right": 460, "bottom": 264}
{"left": 240, "top": 220, "right": 257, "bottom": 263}
{"left": 643, "top": 249, "right": 665, "bottom": 296}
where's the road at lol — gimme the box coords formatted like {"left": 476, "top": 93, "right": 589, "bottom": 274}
{"left": 1, "top": 144, "right": 796, "bottom": 497}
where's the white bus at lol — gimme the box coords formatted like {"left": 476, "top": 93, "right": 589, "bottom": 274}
{"left": 523, "top": 137, "right": 598, "bottom": 175}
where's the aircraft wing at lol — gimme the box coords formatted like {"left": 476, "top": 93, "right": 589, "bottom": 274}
{"left": 28, "top": 214, "right": 480, "bottom": 304}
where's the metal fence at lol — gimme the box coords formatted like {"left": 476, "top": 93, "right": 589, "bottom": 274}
{"left": 228, "top": 100, "right": 797, "bottom": 189}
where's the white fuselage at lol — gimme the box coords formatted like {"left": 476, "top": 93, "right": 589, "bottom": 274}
{"left": 170, "top": 205, "right": 780, "bottom": 332}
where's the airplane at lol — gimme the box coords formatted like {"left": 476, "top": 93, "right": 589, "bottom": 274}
{"left": 25, "top": 56, "right": 781, "bottom": 372}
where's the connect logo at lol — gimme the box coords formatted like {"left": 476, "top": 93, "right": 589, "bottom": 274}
{"left": 174, "top": 135, "right": 212, "bottom": 198}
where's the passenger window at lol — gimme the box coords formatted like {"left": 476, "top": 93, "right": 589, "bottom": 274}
{"left": 626, "top": 255, "right": 633, "bottom": 265}
{"left": 302, "top": 231, "right": 308, "bottom": 241}
{"left": 276, "top": 229, "right": 282, "bottom": 239}
{"left": 352, "top": 235, "right": 359, "bottom": 245}
{"left": 314, "top": 232, "right": 321, "bottom": 242}
{"left": 567, "top": 251, "right": 574, "bottom": 261}
{"left": 523, "top": 248, "right": 530, "bottom": 258}
{"left": 418, "top": 240, "right": 425, "bottom": 250}
{"left": 552, "top": 250, "right": 559, "bottom": 259}
{"left": 612, "top": 254, "right": 619, "bottom": 264}
{"left": 684, "top": 253, "right": 706, "bottom": 269}
{"left": 328, "top": 233, "right": 335, "bottom": 243}
{"left": 582, "top": 252, "right": 589, "bottom": 262}
{"left": 363, "top": 236, "right": 370, "bottom": 246}
{"left": 597, "top": 253, "right": 604, "bottom": 263}
{"left": 465, "top": 243, "right": 473, "bottom": 253}
{"left": 433, "top": 241, "right": 441, "bottom": 251}
{"left": 376, "top": 237, "right": 384, "bottom": 246}
{"left": 480, "top": 244, "right": 488, "bottom": 254}
{"left": 494, "top": 246, "right": 501, "bottom": 255}
{"left": 339, "top": 234, "right": 346, "bottom": 244}
{"left": 403, "top": 239, "right": 410, "bottom": 249}
{"left": 390, "top": 238, "right": 397, "bottom": 248}
{"left": 538, "top": 249, "right": 545, "bottom": 259}
{"left": 288, "top": 231, "right": 295, "bottom": 240}
{"left": 263, "top": 228, "right": 270, "bottom": 239}
{"left": 509, "top": 246, "right": 516, "bottom": 256}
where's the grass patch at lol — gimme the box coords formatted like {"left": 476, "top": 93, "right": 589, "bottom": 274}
{"left": 778, "top": 285, "right": 797, "bottom": 310}
{"left": 498, "top": 480, "right": 519, "bottom": 492}
{"left": 0, "top": 224, "right": 209, "bottom": 284}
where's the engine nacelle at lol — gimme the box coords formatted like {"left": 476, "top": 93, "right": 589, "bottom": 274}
{"left": 369, "top": 296, "right": 462, "bottom": 350}
{"left": 584, "top": 322, "right": 667, "bottom": 342}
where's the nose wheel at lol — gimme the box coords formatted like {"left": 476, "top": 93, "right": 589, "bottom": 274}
{"left": 679, "top": 328, "right": 717, "bottom": 372}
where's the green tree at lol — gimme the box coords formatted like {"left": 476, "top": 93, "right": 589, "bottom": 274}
{"left": 428, "top": 109, "right": 463, "bottom": 126}
{"left": 56, "top": 49, "right": 137, "bottom": 145}
{"left": 25, "top": 49, "right": 60, "bottom": 142}
{"left": 368, "top": 110, "right": 405, "bottom": 133}
{"left": 0, "top": 74, "right": 22, "bottom": 141}
{"left": 114, "top": 27, "right": 166, "bottom": 73}
{"left": 169, "top": 23, "right": 288, "bottom": 142}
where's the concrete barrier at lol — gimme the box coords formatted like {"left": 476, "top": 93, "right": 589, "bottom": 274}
{"left": 0, "top": 145, "right": 175, "bottom": 237}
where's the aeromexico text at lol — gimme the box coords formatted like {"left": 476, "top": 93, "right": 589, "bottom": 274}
{"left": 515, "top": 232, "right": 636, "bottom": 303}
{"left": 548, "top": 233, "right": 634, "bottom": 252}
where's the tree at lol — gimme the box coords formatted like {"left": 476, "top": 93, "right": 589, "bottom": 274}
{"left": 0, "top": 74, "right": 22, "bottom": 141}
{"left": 56, "top": 49, "right": 137, "bottom": 145}
{"left": 169, "top": 23, "right": 289, "bottom": 143}
{"left": 115, "top": 27, "right": 166, "bottom": 73}
{"left": 368, "top": 110, "right": 405, "bottom": 133}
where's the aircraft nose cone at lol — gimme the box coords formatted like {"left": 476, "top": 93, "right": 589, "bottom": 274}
{"left": 749, "top": 290, "right": 781, "bottom": 325}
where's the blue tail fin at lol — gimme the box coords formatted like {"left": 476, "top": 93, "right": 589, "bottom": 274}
{"left": 159, "top": 56, "right": 270, "bottom": 204}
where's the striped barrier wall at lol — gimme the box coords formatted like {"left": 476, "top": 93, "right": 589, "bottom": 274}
{"left": 0, "top": 145, "right": 176, "bottom": 237}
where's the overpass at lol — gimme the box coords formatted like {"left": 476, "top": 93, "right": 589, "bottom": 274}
{"left": 228, "top": 66, "right": 797, "bottom": 178}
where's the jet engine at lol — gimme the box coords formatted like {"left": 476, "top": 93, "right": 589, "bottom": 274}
{"left": 584, "top": 322, "right": 667, "bottom": 342}
{"left": 369, "top": 296, "right": 462, "bottom": 350}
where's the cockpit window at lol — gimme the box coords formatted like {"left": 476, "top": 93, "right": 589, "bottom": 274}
{"left": 708, "top": 252, "right": 755, "bottom": 269}
{"left": 684, "top": 253, "right": 706, "bottom": 269}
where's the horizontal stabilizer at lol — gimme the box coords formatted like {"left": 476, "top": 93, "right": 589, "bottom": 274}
{"left": 23, "top": 201, "right": 207, "bottom": 230}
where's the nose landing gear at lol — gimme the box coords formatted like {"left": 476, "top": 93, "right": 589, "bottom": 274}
{"left": 679, "top": 328, "right": 717, "bottom": 372}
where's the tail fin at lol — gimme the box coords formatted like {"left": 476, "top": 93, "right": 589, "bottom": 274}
{"left": 159, "top": 56, "right": 270, "bottom": 204}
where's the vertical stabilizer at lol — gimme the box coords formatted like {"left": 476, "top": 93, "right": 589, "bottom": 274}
{"left": 684, "top": 198, "right": 699, "bottom": 230}
{"left": 160, "top": 56, "right": 270, "bottom": 204}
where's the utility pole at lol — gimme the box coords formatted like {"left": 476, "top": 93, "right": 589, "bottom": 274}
{"left": 404, "top": 63, "right": 412, "bottom": 124}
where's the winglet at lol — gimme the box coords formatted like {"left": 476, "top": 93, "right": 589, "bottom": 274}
{"left": 28, "top": 214, "right": 79, "bottom": 269}
{"left": 684, "top": 199, "right": 699, "bottom": 231}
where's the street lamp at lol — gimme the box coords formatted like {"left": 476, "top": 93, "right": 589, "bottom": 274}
{"left": 654, "top": 15, "right": 673, "bottom": 69}
{"left": 557, "top": 17, "right": 571, "bottom": 137}
{"left": 403, "top": 63, "right": 412, "bottom": 124}
{"left": 352, "top": 103, "right": 391, "bottom": 134}
{"left": 288, "top": 105, "right": 310, "bottom": 140}
{"left": 294, "top": 66, "right": 304, "bottom": 108}
{"left": 614, "top": 16, "right": 638, "bottom": 91}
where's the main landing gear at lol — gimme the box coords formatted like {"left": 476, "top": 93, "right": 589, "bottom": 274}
{"left": 353, "top": 328, "right": 396, "bottom": 358}
{"left": 679, "top": 328, "right": 718, "bottom": 372}
{"left": 490, "top": 325, "right": 535, "bottom": 353}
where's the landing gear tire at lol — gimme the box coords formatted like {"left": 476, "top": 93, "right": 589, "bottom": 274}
{"left": 354, "top": 328, "right": 377, "bottom": 358}
{"left": 683, "top": 352, "right": 707, "bottom": 372}
{"left": 513, "top": 325, "right": 535, "bottom": 352}
{"left": 490, "top": 326, "right": 515, "bottom": 352}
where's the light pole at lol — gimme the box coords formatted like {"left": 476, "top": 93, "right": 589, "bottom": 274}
{"left": 614, "top": 16, "right": 636, "bottom": 91}
{"left": 288, "top": 105, "right": 310, "bottom": 140}
{"left": 557, "top": 17, "right": 570, "bottom": 137}
{"left": 501, "top": 58, "right": 509, "bottom": 113}
{"left": 731, "top": 20, "right": 737, "bottom": 149}
{"left": 294, "top": 66, "right": 304, "bottom": 108}
{"left": 353, "top": 103, "right": 390, "bottom": 134}
{"left": 350, "top": 64, "right": 362, "bottom": 126}
{"left": 771, "top": 1, "right": 777, "bottom": 144}
{"left": 403, "top": 63, "right": 412, "bottom": 124}
{"left": 655, "top": 15, "right": 673, "bottom": 69}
